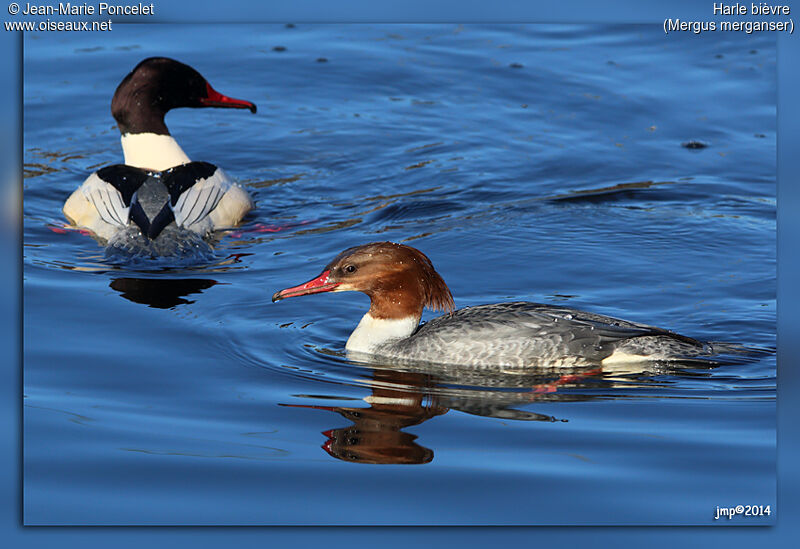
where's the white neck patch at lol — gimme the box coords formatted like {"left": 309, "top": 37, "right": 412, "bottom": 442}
{"left": 121, "top": 133, "right": 191, "bottom": 171}
{"left": 345, "top": 313, "right": 419, "bottom": 354}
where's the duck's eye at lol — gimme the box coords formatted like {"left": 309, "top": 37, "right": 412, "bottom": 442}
{"left": 344, "top": 264, "right": 357, "bottom": 274}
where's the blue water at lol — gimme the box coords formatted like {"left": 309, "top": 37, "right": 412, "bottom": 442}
{"left": 23, "top": 24, "right": 775, "bottom": 525}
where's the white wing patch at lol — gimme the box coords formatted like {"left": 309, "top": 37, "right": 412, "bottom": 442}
{"left": 172, "top": 168, "right": 232, "bottom": 230}
{"left": 65, "top": 164, "right": 251, "bottom": 241}
{"left": 79, "top": 172, "right": 130, "bottom": 227}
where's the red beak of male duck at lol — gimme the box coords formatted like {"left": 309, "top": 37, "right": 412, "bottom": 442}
{"left": 199, "top": 82, "right": 257, "bottom": 113}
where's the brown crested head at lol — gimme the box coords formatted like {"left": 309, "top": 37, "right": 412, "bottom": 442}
{"left": 272, "top": 242, "right": 454, "bottom": 320}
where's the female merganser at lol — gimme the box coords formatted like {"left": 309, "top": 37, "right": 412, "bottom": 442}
{"left": 62, "top": 57, "right": 256, "bottom": 257}
{"left": 272, "top": 242, "right": 730, "bottom": 368}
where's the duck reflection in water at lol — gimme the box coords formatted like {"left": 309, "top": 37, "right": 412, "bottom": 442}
{"left": 110, "top": 277, "right": 217, "bottom": 308}
{"left": 284, "top": 371, "right": 446, "bottom": 464}
{"left": 282, "top": 367, "right": 609, "bottom": 465}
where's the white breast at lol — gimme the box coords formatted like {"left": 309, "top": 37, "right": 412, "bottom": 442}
{"left": 345, "top": 313, "right": 419, "bottom": 354}
{"left": 121, "top": 133, "right": 191, "bottom": 171}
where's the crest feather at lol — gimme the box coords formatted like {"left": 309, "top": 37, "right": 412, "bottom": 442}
{"left": 403, "top": 245, "right": 454, "bottom": 314}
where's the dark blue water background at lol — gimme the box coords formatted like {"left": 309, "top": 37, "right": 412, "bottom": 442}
{"left": 23, "top": 24, "right": 775, "bottom": 525}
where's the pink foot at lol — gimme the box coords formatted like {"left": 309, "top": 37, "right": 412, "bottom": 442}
{"left": 48, "top": 223, "right": 92, "bottom": 236}
{"left": 227, "top": 220, "right": 312, "bottom": 238}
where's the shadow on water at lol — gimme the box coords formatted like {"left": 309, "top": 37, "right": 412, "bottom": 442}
{"left": 109, "top": 277, "right": 219, "bottom": 309}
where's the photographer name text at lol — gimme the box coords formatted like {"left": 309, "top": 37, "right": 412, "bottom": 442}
{"left": 19, "top": 2, "right": 153, "bottom": 15}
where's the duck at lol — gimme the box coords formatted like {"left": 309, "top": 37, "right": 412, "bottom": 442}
{"left": 62, "top": 57, "right": 256, "bottom": 256}
{"left": 272, "top": 241, "right": 733, "bottom": 368}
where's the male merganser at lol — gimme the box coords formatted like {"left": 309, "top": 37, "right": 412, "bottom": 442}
{"left": 272, "top": 242, "right": 730, "bottom": 368}
{"left": 62, "top": 57, "right": 256, "bottom": 256}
